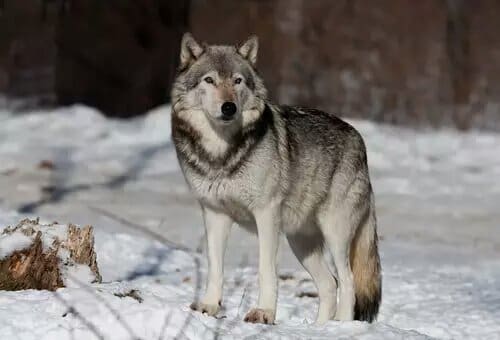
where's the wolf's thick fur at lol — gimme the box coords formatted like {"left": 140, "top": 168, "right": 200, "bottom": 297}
{"left": 171, "top": 33, "right": 381, "bottom": 325}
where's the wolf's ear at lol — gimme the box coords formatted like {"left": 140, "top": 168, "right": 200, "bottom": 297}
{"left": 179, "top": 32, "right": 204, "bottom": 70}
{"left": 238, "top": 35, "right": 258, "bottom": 67}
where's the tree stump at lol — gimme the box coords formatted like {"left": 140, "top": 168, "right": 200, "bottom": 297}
{"left": 0, "top": 218, "right": 101, "bottom": 291}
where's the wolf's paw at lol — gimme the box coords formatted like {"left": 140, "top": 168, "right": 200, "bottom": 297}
{"left": 190, "top": 301, "right": 220, "bottom": 316}
{"left": 243, "top": 308, "right": 275, "bottom": 324}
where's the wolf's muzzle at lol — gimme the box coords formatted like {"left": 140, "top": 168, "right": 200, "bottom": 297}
{"left": 221, "top": 102, "right": 237, "bottom": 120}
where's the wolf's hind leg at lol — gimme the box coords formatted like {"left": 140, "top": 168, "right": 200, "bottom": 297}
{"left": 318, "top": 208, "right": 357, "bottom": 321}
{"left": 287, "top": 232, "right": 337, "bottom": 324}
{"left": 190, "top": 207, "right": 232, "bottom": 317}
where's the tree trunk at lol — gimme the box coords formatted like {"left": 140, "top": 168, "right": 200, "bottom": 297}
{"left": 0, "top": 218, "right": 101, "bottom": 291}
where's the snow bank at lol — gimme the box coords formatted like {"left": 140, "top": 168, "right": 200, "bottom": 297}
{"left": 1, "top": 211, "right": 499, "bottom": 339}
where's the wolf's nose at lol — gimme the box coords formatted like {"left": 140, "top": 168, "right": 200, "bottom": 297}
{"left": 221, "top": 102, "right": 237, "bottom": 118}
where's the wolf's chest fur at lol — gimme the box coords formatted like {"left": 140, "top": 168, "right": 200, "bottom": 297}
{"left": 171, "top": 107, "right": 274, "bottom": 227}
{"left": 186, "top": 170, "right": 261, "bottom": 226}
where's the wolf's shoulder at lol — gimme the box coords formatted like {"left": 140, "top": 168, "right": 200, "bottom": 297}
{"left": 268, "top": 103, "right": 366, "bottom": 155}
{"left": 272, "top": 104, "right": 358, "bottom": 135}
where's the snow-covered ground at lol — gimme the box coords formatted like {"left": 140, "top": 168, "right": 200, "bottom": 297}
{"left": 0, "top": 105, "right": 499, "bottom": 339}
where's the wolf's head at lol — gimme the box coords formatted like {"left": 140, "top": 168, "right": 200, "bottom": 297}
{"left": 171, "top": 33, "right": 267, "bottom": 129}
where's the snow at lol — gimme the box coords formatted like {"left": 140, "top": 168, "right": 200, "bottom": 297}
{"left": 0, "top": 104, "right": 499, "bottom": 339}
{"left": 62, "top": 264, "right": 98, "bottom": 288}
{"left": 0, "top": 230, "right": 33, "bottom": 259}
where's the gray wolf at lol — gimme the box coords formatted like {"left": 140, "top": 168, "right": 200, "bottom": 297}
{"left": 171, "top": 33, "right": 381, "bottom": 325}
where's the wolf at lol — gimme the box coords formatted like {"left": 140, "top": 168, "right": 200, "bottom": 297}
{"left": 170, "top": 33, "right": 381, "bottom": 325}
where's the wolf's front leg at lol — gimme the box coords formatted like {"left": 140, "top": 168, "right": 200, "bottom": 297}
{"left": 190, "top": 207, "right": 232, "bottom": 317}
{"left": 244, "top": 203, "right": 280, "bottom": 325}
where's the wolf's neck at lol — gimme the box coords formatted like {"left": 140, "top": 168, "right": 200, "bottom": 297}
{"left": 173, "top": 109, "right": 233, "bottom": 157}
{"left": 172, "top": 106, "right": 271, "bottom": 176}
{"left": 173, "top": 107, "right": 266, "bottom": 158}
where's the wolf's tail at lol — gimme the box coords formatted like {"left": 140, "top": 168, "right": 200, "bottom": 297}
{"left": 350, "top": 200, "right": 382, "bottom": 322}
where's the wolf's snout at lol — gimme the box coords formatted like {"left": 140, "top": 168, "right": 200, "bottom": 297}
{"left": 221, "top": 102, "right": 237, "bottom": 119}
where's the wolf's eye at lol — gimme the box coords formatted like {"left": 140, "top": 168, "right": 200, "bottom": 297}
{"left": 204, "top": 77, "right": 214, "bottom": 84}
{"left": 234, "top": 78, "right": 243, "bottom": 85}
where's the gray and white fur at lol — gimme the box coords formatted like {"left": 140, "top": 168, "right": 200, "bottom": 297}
{"left": 171, "top": 33, "right": 382, "bottom": 325}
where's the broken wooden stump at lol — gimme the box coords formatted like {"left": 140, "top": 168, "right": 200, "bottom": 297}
{"left": 0, "top": 218, "right": 101, "bottom": 291}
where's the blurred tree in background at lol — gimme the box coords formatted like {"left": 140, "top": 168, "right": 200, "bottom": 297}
{"left": 0, "top": 0, "right": 189, "bottom": 117}
{"left": 0, "top": 0, "right": 499, "bottom": 129}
